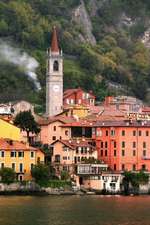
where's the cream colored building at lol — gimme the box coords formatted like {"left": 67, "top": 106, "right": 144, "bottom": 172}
{"left": 11, "top": 100, "right": 34, "bottom": 117}
{"left": 51, "top": 139, "right": 97, "bottom": 176}
{"left": 76, "top": 164, "right": 122, "bottom": 193}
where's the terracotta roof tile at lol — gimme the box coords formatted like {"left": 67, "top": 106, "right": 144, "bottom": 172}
{"left": 0, "top": 138, "right": 39, "bottom": 151}
{"left": 63, "top": 89, "right": 80, "bottom": 99}
{"left": 51, "top": 26, "right": 59, "bottom": 52}
{"left": 142, "top": 107, "right": 150, "bottom": 113}
{"left": 93, "top": 120, "right": 150, "bottom": 127}
{"left": 38, "top": 115, "right": 76, "bottom": 126}
{"left": 63, "top": 88, "right": 95, "bottom": 99}
{"left": 51, "top": 139, "right": 95, "bottom": 150}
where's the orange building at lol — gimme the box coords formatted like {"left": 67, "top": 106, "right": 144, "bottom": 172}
{"left": 61, "top": 116, "right": 150, "bottom": 172}
{"left": 92, "top": 120, "right": 150, "bottom": 172}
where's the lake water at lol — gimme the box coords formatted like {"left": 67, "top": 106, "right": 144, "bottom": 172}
{"left": 0, "top": 195, "right": 150, "bottom": 225}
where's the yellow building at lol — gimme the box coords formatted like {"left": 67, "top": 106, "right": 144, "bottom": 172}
{"left": 0, "top": 138, "right": 45, "bottom": 181}
{"left": 0, "top": 118, "right": 20, "bottom": 141}
{"left": 63, "top": 105, "right": 89, "bottom": 118}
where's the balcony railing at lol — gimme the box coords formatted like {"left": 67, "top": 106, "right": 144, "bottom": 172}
{"left": 54, "top": 160, "right": 60, "bottom": 163}
{"left": 142, "top": 156, "right": 150, "bottom": 160}
{"left": 77, "top": 164, "right": 108, "bottom": 175}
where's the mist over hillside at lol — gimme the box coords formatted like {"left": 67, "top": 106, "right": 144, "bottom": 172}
{"left": 1, "top": 0, "right": 150, "bottom": 109}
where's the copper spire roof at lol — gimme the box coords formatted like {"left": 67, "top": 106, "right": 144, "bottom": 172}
{"left": 51, "top": 26, "right": 59, "bottom": 52}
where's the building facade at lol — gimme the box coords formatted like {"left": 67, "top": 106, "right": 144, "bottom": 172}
{"left": 104, "top": 96, "right": 143, "bottom": 113}
{"left": 92, "top": 120, "right": 150, "bottom": 172}
{"left": 51, "top": 139, "right": 97, "bottom": 176}
{"left": 38, "top": 116, "right": 75, "bottom": 144}
{"left": 60, "top": 117, "right": 150, "bottom": 173}
{"left": 63, "top": 88, "right": 95, "bottom": 107}
{"left": 77, "top": 164, "right": 121, "bottom": 192}
{"left": 46, "top": 26, "right": 63, "bottom": 117}
{"left": 0, "top": 138, "right": 44, "bottom": 181}
{"left": 0, "top": 118, "right": 20, "bottom": 141}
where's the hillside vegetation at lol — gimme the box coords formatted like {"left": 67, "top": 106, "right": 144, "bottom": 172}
{"left": 1, "top": 0, "right": 150, "bottom": 109}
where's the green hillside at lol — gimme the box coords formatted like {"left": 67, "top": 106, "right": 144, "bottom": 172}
{"left": 1, "top": 0, "right": 150, "bottom": 110}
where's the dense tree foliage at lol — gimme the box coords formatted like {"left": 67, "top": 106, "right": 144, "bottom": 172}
{"left": 0, "top": 167, "right": 16, "bottom": 184}
{"left": 31, "top": 163, "right": 51, "bottom": 185}
{"left": 122, "top": 171, "right": 149, "bottom": 195}
{"left": 1, "top": 0, "right": 150, "bottom": 108}
{"left": 14, "top": 110, "right": 40, "bottom": 143}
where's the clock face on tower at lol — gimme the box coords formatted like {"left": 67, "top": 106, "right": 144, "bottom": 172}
{"left": 53, "top": 85, "right": 60, "bottom": 92}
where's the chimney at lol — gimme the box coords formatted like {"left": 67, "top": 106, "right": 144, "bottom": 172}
{"left": 7, "top": 139, "right": 13, "bottom": 145}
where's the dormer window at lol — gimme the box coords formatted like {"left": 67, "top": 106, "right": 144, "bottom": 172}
{"left": 53, "top": 60, "right": 59, "bottom": 71}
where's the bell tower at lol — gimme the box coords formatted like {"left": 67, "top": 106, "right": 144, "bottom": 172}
{"left": 46, "top": 26, "right": 63, "bottom": 117}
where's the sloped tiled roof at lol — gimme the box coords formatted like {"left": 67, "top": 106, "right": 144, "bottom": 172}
{"left": 93, "top": 120, "right": 150, "bottom": 127}
{"left": 51, "top": 139, "right": 95, "bottom": 150}
{"left": 63, "top": 89, "right": 80, "bottom": 99}
{"left": 0, "top": 138, "right": 38, "bottom": 151}
{"left": 142, "top": 107, "right": 150, "bottom": 113}
{"left": 37, "top": 115, "right": 76, "bottom": 126}
{"left": 63, "top": 88, "right": 95, "bottom": 99}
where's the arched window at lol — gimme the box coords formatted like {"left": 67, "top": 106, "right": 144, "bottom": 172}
{"left": 53, "top": 60, "right": 59, "bottom": 71}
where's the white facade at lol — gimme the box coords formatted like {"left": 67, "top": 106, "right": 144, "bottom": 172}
{"left": 0, "top": 104, "right": 11, "bottom": 115}
{"left": 77, "top": 165, "right": 122, "bottom": 193}
{"left": 101, "top": 173, "right": 122, "bottom": 193}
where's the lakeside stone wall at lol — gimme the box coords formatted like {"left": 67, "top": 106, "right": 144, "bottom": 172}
{"left": 0, "top": 182, "right": 40, "bottom": 192}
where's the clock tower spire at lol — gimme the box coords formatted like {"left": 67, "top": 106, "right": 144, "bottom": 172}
{"left": 46, "top": 26, "right": 63, "bottom": 117}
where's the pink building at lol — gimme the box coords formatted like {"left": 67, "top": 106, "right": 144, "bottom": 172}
{"left": 51, "top": 139, "right": 97, "bottom": 176}
{"left": 38, "top": 116, "right": 75, "bottom": 144}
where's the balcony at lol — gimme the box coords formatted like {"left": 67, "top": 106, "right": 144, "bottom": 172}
{"left": 54, "top": 160, "right": 60, "bottom": 164}
{"left": 142, "top": 156, "right": 150, "bottom": 160}
{"left": 77, "top": 164, "right": 108, "bottom": 175}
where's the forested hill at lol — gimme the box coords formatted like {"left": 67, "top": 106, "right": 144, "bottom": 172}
{"left": 1, "top": 0, "right": 150, "bottom": 109}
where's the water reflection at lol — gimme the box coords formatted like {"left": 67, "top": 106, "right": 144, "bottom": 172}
{"left": 0, "top": 196, "right": 150, "bottom": 225}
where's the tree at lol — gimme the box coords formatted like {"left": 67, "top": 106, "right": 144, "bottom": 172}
{"left": 0, "top": 19, "right": 8, "bottom": 35}
{"left": 31, "top": 163, "right": 50, "bottom": 185}
{"left": 83, "top": 157, "right": 103, "bottom": 164}
{"left": 0, "top": 167, "right": 16, "bottom": 184}
{"left": 122, "top": 171, "right": 149, "bottom": 195}
{"left": 14, "top": 110, "right": 40, "bottom": 144}
{"left": 61, "top": 170, "right": 70, "bottom": 180}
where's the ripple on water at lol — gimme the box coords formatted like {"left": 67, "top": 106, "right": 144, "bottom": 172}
{"left": 0, "top": 195, "right": 150, "bottom": 225}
